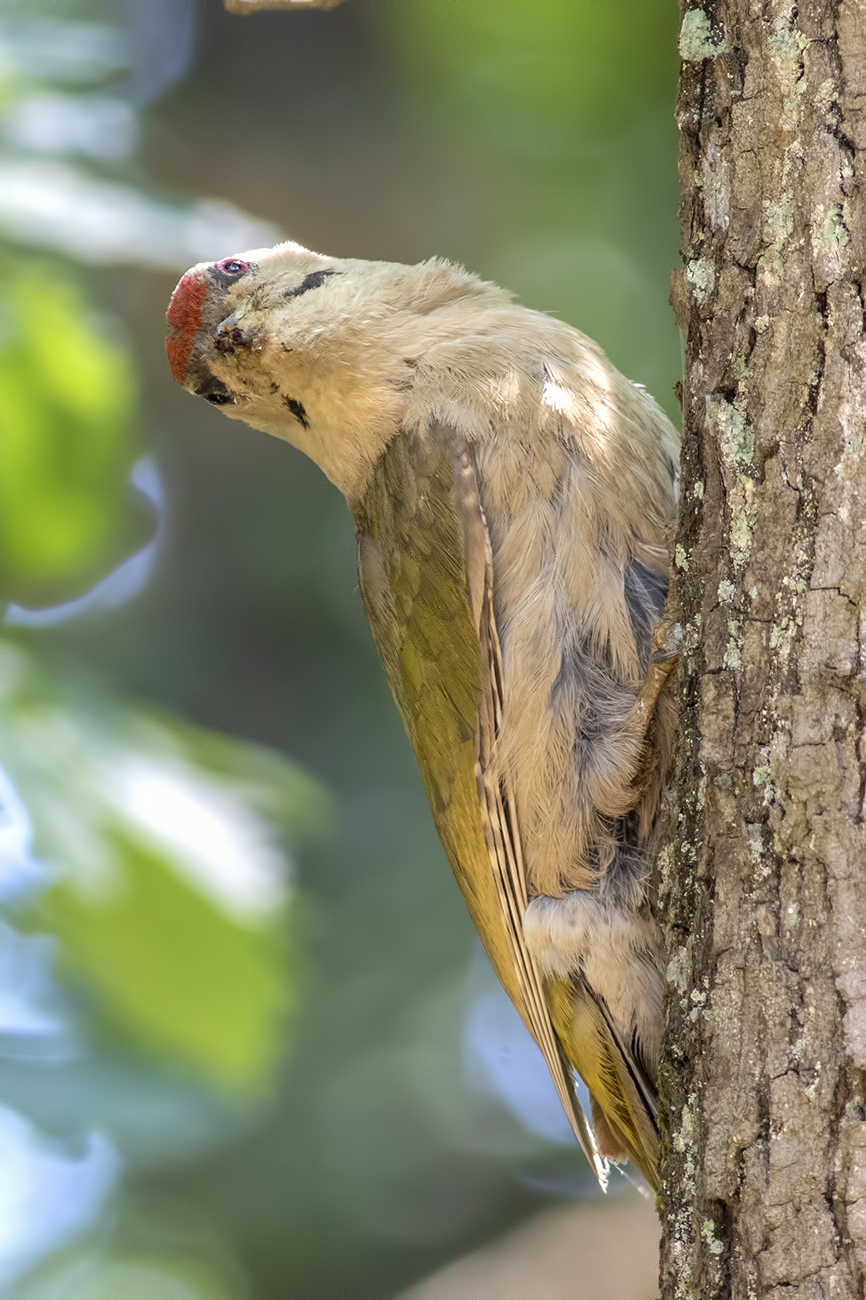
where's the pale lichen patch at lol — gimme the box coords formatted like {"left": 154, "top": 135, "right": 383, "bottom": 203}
{"left": 707, "top": 397, "right": 754, "bottom": 470}
{"left": 724, "top": 619, "right": 742, "bottom": 669}
{"left": 729, "top": 479, "right": 757, "bottom": 569}
{"left": 702, "top": 1219, "right": 725, "bottom": 1256}
{"left": 679, "top": 9, "right": 728, "bottom": 62}
{"left": 687, "top": 257, "right": 717, "bottom": 304}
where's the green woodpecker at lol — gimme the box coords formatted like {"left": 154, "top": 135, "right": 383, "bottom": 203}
{"left": 166, "top": 242, "right": 679, "bottom": 1190}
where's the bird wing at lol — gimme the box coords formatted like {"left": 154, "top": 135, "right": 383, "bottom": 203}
{"left": 352, "top": 420, "right": 605, "bottom": 1183}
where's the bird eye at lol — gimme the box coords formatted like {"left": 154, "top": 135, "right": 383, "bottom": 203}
{"left": 218, "top": 258, "right": 248, "bottom": 276}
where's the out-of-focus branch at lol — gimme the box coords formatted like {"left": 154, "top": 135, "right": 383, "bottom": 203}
{"left": 225, "top": 0, "right": 347, "bottom": 13}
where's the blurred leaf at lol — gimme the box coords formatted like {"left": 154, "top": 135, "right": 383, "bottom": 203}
{"left": 385, "top": 0, "right": 680, "bottom": 145}
{"left": 42, "top": 834, "right": 292, "bottom": 1088}
{"left": 0, "top": 261, "right": 150, "bottom": 607}
{"left": 0, "top": 639, "right": 331, "bottom": 1089}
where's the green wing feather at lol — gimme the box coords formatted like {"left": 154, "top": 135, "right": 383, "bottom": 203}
{"left": 353, "top": 421, "right": 658, "bottom": 1187}
{"left": 352, "top": 426, "right": 518, "bottom": 996}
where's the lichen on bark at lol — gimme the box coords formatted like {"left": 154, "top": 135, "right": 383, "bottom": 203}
{"left": 659, "top": 2, "right": 866, "bottom": 1297}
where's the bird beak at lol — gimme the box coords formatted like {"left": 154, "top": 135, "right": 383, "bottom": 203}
{"left": 214, "top": 310, "right": 256, "bottom": 355}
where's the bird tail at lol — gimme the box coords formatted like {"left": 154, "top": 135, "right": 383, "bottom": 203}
{"left": 546, "top": 976, "right": 660, "bottom": 1192}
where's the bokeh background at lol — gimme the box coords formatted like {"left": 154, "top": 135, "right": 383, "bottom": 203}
{"left": 0, "top": 1, "right": 681, "bottom": 1295}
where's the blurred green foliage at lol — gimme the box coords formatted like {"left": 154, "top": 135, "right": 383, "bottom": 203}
{"left": 388, "top": 0, "right": 678, "bottom": 141}
{"left": 41, "top": 832, "right": 289, "bottom": 1089}
{"left": 374, "top": 0, "right": 682, "bottom": 423}
{"left": 0, "top": 263, "right": 148, "bottom": 606}
{"left": 0, "top": 639, "right": 327, "bottom": 1088}
{"left": 16, "top": 1253, "right": 240, "bottom": 1300}
{"left": 12, "top": 1192, "right": 254, "bottom": 1300}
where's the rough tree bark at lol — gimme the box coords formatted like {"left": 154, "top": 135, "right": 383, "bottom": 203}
{"left": 659, "top": 2, "right": 866, "bottom": 1297}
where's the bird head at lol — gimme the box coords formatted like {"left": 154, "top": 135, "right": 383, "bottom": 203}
{"left": 166, "top": 241, "right": 492, "bottom": 498}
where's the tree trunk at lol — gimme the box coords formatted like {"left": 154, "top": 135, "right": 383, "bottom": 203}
{"left": 659, "top": 2, "right": 866, "bottom": 1296}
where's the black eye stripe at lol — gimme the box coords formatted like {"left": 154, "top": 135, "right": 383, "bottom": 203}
{"left": 195, "top": 374, "right": 235, "bottom": 405}
{"left": 284, "top": 269, "right": 339, "bottom": 300}
{"left": 282, "top": 394, "right": 309, "bottom": 428}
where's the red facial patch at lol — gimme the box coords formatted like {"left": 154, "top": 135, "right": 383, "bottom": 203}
{"left": 166, "top": 272, "right": 208, "bottom": 384}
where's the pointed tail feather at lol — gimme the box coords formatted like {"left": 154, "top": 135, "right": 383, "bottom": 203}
{"left": 546, "top": 977, "right": 660, "bottom": 1192}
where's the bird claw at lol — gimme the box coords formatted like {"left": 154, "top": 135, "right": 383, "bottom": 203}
{"left": 648, "top": 617, "right": 682, "bottom": 666}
